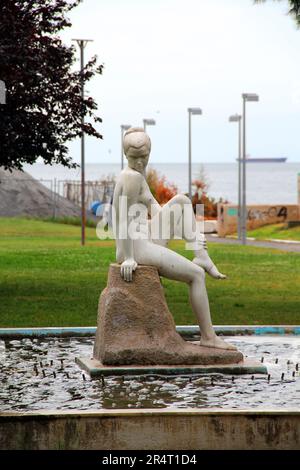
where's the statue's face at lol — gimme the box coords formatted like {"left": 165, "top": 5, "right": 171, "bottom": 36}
{"left": 124, "top": 130, "right": 151, "bottom": 174}
{"left": 126, "top": 148, "right": 149, "bottom": 174}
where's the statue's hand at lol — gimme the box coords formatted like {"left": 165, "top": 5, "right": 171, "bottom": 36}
{"left": 120, "top": 258, "right": 137, "bottom": 282}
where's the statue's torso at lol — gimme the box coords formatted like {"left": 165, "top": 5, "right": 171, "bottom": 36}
{"left": 113, "top": 168, "right": 153, "bottom": 262}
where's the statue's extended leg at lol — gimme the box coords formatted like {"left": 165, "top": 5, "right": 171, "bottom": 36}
{"left": 192, "top": 251, "right": 226, "bottom": 280}
{"left": 133, "top": 239, "right": 236, "bottom": 351}
{"left": 150, "top": 194, "right": 226, "bottom": 280}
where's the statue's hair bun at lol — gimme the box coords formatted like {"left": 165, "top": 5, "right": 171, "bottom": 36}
{"left": 124, "top": 127, "right": 144, "bottom": 136}
{"left": 123, "top": 127, "right": 151, "bottom": 154}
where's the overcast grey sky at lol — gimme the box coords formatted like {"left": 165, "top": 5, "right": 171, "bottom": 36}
{"left": 61, "top": 0, "right": 300, "bottom": 163}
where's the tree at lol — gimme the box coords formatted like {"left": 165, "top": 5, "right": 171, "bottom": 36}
{"left": 0, "top": 0, "right": 103, "bottom": 171}
{"left": 146, "top": 168, "right": 178, "bottom": 205}
{"left": 255, "top": 0, "right": 300, "bottom": 26}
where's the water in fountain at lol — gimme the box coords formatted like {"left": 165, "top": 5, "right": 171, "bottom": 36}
{"left": 0, "top": 335, "right": 299, "bottom": 411}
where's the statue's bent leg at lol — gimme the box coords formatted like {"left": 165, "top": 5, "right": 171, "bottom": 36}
{"left": 151, "top": 194, "right": 226, "bottom": 280}
{"left": 133, "top": 240, "right": 236, "bottom": 350}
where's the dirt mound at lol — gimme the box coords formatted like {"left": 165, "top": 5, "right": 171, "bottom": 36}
{"left": 0, "top": 167, "right": 86, "bottom": 218}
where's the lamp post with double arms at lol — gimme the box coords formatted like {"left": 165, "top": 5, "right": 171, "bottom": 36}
{"left": 241, "top": 93, "right": 259, "bottom": 245}
{"left": 72, "top": 38, "right": 93, "bottom": 246}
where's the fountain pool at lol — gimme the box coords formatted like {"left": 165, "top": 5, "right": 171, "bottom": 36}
{"left": 0, "top": 334, "right": 299, "bottom": 412}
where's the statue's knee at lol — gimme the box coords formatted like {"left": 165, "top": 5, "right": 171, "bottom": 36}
{"left": 190, "top": 265, "right": 205, "bottom": 282}
{"left": 173, "top": 193, "right": 191, "bottom": 207}
{"left": 197, "top": 266, "right": 205, "bottom": 281}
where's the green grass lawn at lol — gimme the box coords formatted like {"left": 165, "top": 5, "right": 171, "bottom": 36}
{"left": 0, "top": 217, "right": 299, "bottom": 327}
{"left": 248, "top": 223, "right": 300, "bottom": 241}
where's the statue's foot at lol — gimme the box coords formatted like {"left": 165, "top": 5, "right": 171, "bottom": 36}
{"left": 192, "top": 251, "right": 227, "bottom": 280}
{"left": 200, "top": 336, "right": 237, "bottom": 351}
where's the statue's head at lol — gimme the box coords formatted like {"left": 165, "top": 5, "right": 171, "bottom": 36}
{"left": 123, "top": 127, "right": 151, "bottom": 174}
{"left": 123, "top": 127, "right": 151, "bottom": 156}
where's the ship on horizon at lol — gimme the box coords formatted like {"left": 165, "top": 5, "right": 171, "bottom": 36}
{"left": 237, "top": 155, "right": 287, "bottom": 163}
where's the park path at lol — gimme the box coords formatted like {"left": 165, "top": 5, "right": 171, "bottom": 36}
{"left": 206, "top": 234, "right": 300, "bottom": 253}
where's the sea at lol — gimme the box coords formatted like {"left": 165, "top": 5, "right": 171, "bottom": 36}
{"left": 24, "top": 162, "right": 300, "bottom": 205}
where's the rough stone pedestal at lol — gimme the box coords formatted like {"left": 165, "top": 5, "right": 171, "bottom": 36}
{"left": 93, "top": 264, "right": 243, "bottom": 366}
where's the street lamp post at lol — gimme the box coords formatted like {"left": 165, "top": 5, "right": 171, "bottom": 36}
{"left": 143, "top": 118, "right": 156, "bottom": 133}
{"left": 72, "top": 38, "right": 93, "bottom": 246}
{"left": 241, "top": 93, "right": 259, "bottom": 245}
{"left": 121, "top": 124, "right": 131, "bottom": 169}
{"left": 229, "top": 114, "right": 242, "bottom": 240}
{"left": 187, "top": 107, "right": 202, "bottom": 200}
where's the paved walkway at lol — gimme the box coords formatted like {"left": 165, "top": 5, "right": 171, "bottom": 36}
{"left": 206, "top": 234, "right": 300, "bottom": 253}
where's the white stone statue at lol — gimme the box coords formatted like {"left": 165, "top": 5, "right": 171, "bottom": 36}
{"left": 113, "top": 127, "right": 236, "bottom": 351}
